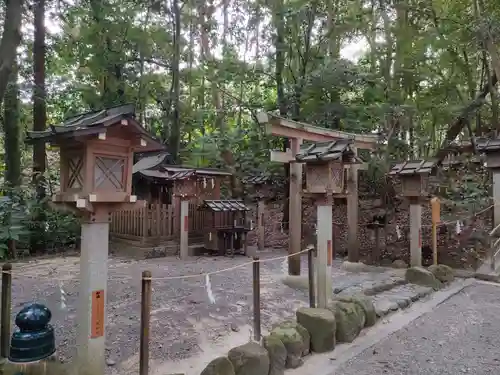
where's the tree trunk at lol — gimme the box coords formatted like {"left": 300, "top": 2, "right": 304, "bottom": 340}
{"left": 31, "top": 0, "right": 47, "bottom": 255}
{"left": 169, "top": 0, "right": 181, "bottom": 162}
{"left": 3, "top": 59, "right": 20, "bottom": 188}
{"left": 0, "top": 0, "right": 22, "bottom": 105}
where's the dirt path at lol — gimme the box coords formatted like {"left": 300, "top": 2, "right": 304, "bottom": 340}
{"left": 4, "top": 250, "right": 404, "bottom": 375}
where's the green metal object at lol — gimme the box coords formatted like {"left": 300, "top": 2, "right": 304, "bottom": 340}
{"left": 8, "top": 303, "right": 55, "bottom": 363}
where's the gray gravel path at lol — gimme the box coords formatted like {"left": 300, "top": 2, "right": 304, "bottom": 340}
{"left": 334, "top": 282, "right": 500, "bottom": 375}
{"left": 4, "top": 250, "right": 404, "bottom": 374}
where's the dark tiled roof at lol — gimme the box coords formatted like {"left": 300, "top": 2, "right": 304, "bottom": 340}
{"left": 389, "top": 160, "right": 437, "bottom": 176}
{"left": 475, "top": 137, "right": 500, "bottom": 152}
{"left": 133, "top": 152, "right": 171, "bottom": 173}
{"left": 169, "top": 170, "right": 196, "bottom": 180}
{"left": 199, "top": 200, "right": 250, "bottom": 212}
{"left": 26, "top": 104, "right": 164, "bottom": 151}
{"left": 243, "top": 175, "right": 272, "bottom": 185}
{"left": 295, "top": 140, "right": 362, "bottom": 163}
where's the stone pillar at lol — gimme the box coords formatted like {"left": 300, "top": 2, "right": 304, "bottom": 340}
{"left": 179, "top": 199, "right": 189, "bottom": 259}
{"left": 257, "top": 200, "right": 266, "bottom": 250}
{"left": 316, "top": 204, "right": 333, "bottom": 308}
{"left": 409, "top": 200, "right": 422, "bottom": 267}
{"left": 77, "top": 210, "right": 109, "bottom": 375}
{"left": 493, "top": 171, "right": 500, "bottom": 228}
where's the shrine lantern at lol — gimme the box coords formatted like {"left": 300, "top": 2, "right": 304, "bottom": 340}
{"left": 27, "top": 104, "right": 164, "bottom": 208}
{"left": 296, "top": 140, "right": 361, "bottom": 195}
{"left": 389, "top": 160, "right": 437, "bottom": 198}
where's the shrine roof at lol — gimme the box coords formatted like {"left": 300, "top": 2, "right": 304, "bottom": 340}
{"left": 199, "top": 200, "right": 250, "bottom": 212}
{"left": 389, "top": 160, "right": 438, "bottom": 176}
{"left": 135, "top": 162, "right": 232, "bottom": 181}
{"left": 295, "top": 140, "right": 363, "bottom": 163}
{"left": 474, "top": 137, "right": 500, "bottom": 152}
{"left": 242, "top": 175, "right": 273, "bottom": 185}
{"left": 27, "top": 104, "right": 164, "bottom": 152}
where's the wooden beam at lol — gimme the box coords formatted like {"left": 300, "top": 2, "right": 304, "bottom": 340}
{"left": 257, "top": 112, "right": 379, "bottom": 150}
{"left": 269, "top": 149, "right": 369, "bottom": 170}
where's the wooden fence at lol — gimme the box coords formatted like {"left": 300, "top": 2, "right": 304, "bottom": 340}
{"left": 110, "top": 203, "right": 208, "bottom": 244}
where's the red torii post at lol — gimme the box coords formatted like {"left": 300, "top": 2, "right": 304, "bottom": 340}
{"left": 256, "top": 112, "right": 378, "bottom": 275}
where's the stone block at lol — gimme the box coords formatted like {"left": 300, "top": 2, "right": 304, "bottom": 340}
{"left": 296, "top": 308, "right": 336, "bottom": 353}
{"left": 405, "top": 266, "right": 442, "bottom": 290}
{"left": 334, "top": 295, "right": 376, "bottom": 327}
{"left": 428, "top": 264, "right": 455, "bottom": 283}
{"left": 275, "top": 320, "right": 310, "bottom": 356}
{"left": 201, "top": 357, "right": 235, "bottom": 375}
{"left": 263, "top": 335, "right": 286, "bottom": 375}
{"left": 327, "top": 300, "right": 365, "bottom": 343}
{"left": 228, "top": 342, "right": 270, "bottom": 375}
{"left": 270, "top": 324, "right": 305, "bottom": 369}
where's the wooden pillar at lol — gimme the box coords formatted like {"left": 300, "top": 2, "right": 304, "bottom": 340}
{"left": 316, "top": 203, "right": 332, "bottom": 308}
{"left": 77, "top": 208, "right": 109, "bottom": 375}
{"left": 180, "top": 199, "right": 189, "bottom": 259}
{"left": 493, "top": 170, "right": 500, "bottom": 228}
{"left": 347, "top": 163, "right": 359, "bottom": 262}
{"left": 172, "top": 195, "right": 180, "bottom": 236}
{"left": 409, "top": 199, "right": 422, "bottom": 267}
{"left": 289, "top": 138, "right": 303, "bottom": 275}
{"left": 257, "top": 200, "right": 265, "bottom": 250}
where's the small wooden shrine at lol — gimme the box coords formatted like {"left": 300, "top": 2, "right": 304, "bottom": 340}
{"left": 199, "top": 199, "right": 251, "bottom": 256}
{"left": 133, "top": 151, "right": 231, "bottom": 204}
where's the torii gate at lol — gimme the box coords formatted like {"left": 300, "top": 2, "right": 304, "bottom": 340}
{"left": 256, "top": 112, "right": 379, "bottom": 275}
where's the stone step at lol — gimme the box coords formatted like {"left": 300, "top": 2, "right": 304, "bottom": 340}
{"left": 372, "top": 283, "right": 433, "bottom": 317}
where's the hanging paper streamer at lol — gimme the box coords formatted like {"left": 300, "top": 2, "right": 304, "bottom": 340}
{"left": 59, "top": 281, "right": 67, "bottom": 310}
{"left": 280, "top": 223, "right": 284, "bottom": 234}
{"left": 396, "top": 225, "right": 401, "bottom": 239}
{"left": 211, "top": 178, "right": 215, "bottom": 189}
{"left": 456, "top": 220, "right": 461, "bottom": 234}
{"left": 250, "top": 220, "right": 254, "bottom": 231}
{"left": 234, "top": 232, "right": 237, "bottom": 240}
{"left": 202, "top": 178, "right": 207, "bottom": 188}
{"left": 205, "top": 274, "right": 216, "bottom": 304}
{"left": 209, "top": 232, "right": 212, "bottom": 241}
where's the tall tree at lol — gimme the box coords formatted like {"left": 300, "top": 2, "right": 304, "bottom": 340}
{"left": 31, "top": 0, "right": 47, "bottom": 254}
{"left": 3, "top": 59, "right": 20, "bottom": 188}
{"left": 0, "top": 0, "right": 23, "bottom": 105}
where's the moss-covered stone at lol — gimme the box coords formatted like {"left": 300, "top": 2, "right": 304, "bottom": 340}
{"left": 328, "top": 301, "right": 365, "bottom": 343}
{"left": 335, "top": 295, "right": 376, "bottom": 327}
{"left": 406, "top": 266, "right": 442, "bottom": 290}
{"left": 270, "top": 325, "right": 305, "bottom": 368}
{"left": 201, "top": 357, "right": 235, "bottom": 375}
{"left": 296, "top": 308, "right": 336, "bottom": 353}
{"left": 228, "top": 342, "right": 270, "bottom": 375}
{"left": 275, "top": 320, "right": 310, "bottom": 356}
{"left": 263, "top": 335, "right": 286, "bottom": 375}
{"left": 428, "top": 264, "right": 455, "bottom": 284}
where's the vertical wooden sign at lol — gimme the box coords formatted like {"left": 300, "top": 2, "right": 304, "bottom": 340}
{"left": 184, "top": 216, "right": 188, "bottom": 232}
{"left": 91, "top": 290, "right": 105, "bottom": 338}
{"left": 327, "top": 240, "right": 332, "bottom": 266}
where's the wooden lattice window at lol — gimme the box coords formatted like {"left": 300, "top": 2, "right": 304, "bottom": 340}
{"left": 330, "top": 163, "right": 344, "bottom": 192}
{"left": 67, "top": 155, "right": 83, "bottom": 189}
{"left": 94, "top": 156, "right": 125, "bottom": 190}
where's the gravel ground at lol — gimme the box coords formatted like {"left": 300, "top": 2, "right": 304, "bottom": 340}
{"left": 334, "top": 282, "right": 500, "bottom": 375}
{"left": 5, "top": 249, "right": 403, "bottom": 375}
